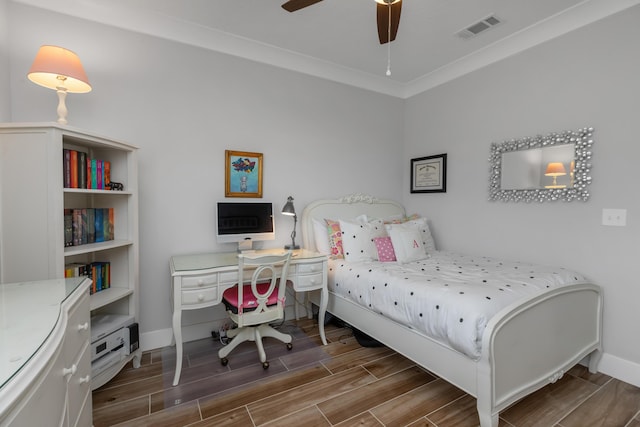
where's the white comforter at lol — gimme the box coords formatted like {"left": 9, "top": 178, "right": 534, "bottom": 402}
{"left": 328, "top": 251, "right": 587, "bottom": 359}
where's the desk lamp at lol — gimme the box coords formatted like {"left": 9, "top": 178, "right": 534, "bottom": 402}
{"left": 281, "top": 196, "right": 300, "bottom": 250}
{"left": 544, "top": 162, "right": 567, "bottom": 188}
{"left": 27, "top": 45, "right": 92, "bottom": 125}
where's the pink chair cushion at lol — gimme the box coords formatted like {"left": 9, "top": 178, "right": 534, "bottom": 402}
{"left": 222, "top": 282, "right": 280, "bottom": 312}
{"left": 222, "top": 279, "right": 293, "bottom": 313}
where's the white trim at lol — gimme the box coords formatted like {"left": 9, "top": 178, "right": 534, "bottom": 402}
{"left": 597, "top": 352, "right": 640, "bottom": 388}
{"left": 12, "top": 0, "right": 640, "bottom": 99}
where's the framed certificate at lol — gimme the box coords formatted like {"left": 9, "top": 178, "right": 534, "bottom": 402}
{"left": 410, "top": 154, "right": 447, "bottom": 193}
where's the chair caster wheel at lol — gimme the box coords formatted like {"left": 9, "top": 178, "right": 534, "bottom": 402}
{"left": 220, "top": 357, "right": 228, "bottom": 366}
{"left": 262, "top": 361, "right": 269, "bottom": 369}
{"left": 287, "top": 343, "right": 293, "bottom": 350}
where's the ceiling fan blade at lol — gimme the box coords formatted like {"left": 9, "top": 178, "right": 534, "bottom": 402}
{"left": 282, "top": 0, "right": 323, "bottom": 12}
{"left": 377, "top": 0, "right": 402, "bottom": 44}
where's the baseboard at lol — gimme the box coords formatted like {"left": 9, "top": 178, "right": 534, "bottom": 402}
{"left": 140, "top": 306, "right": 305, "bottom": 352}
{"left": 597, "top": 352, "right": 640, "bottom": 388}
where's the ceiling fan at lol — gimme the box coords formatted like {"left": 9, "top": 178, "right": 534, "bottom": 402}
{"left": 281, "top": 0, "right": 402, "bottom": 45}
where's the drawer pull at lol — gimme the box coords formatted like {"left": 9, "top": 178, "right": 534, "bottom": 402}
{"left": 77, "top": 322, "right": 89, "bottom": 331}
{"left": 198, "top": 294, "right": 204, "bottom": 302}
{"left": 63, "top": 364, "right": 77, "bottom": 377}
{"left": 79, "top": 375, "right": 91, "bottom": 384}
{"left": 197, "top": 279, "right": 205, "bottom": 286}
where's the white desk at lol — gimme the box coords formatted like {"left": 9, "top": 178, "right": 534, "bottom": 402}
{"left": 169, "top": 249, "right": 328, "bottom": 386}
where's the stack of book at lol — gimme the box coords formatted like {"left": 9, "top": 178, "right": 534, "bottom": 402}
{"left": 65, "top": 261, "right": 111, "bottom": 295}
{"left": 64, "top": 208, "right": 115, "bottom": 247}
{"left": 63, "top": 149, "right": 111, "bottom": 189}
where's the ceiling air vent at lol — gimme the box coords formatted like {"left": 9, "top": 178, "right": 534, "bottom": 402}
{"left": 457, "top": 14, "right": 502, "bottom": 39}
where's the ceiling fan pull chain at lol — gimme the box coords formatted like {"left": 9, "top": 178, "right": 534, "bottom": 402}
{"left": 386, "top": 1, "right": 392, "bottom": 76}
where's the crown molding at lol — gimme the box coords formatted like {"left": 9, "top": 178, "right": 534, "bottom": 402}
{"left": 12, "top": 0, "right": 640, "bottom": 99}
{"left": 402, "top": 0, "right": 640, "bottom": 98}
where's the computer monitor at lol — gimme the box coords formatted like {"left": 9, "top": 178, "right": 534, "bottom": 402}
{"left": 216, "top": 201, "right": 275, "bottom": 251}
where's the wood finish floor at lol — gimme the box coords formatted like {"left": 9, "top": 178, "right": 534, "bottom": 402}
{"left": 92, "top": 319, "right": 640, "bottom": 426}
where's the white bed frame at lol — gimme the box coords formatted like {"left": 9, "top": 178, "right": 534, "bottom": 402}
{"left": 301, "top": 194, "right": 603, "bottom": 427}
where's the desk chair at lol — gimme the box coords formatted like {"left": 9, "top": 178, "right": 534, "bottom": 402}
{"left": 218, "top": 252, "right": 293, "bottom": 368}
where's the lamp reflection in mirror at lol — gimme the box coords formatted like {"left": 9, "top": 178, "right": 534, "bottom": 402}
{"left": 544, "top": 162, "right": 567, "bottom": 188}
{"left": 27, "top": 45, "right": 92, "bottom": 125}
{"left": 281, "top": 196, "right": 300, "bottom": 250}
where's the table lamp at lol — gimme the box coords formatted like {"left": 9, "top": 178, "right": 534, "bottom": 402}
{"left": 544, "top": 162, "right": 567, "bottom": 188}
{"left": 281, "top": 196, "right": 300, "bottom": 250}
{"left": 27, "top": 45, "right": 92, "bottom": 125}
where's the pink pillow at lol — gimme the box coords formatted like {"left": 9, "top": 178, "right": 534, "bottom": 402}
{"left": 325, "top": 219, "right": 344, "bottom": 259}
{"left": 374, "top": 236, "right": 396, "bottom": 262}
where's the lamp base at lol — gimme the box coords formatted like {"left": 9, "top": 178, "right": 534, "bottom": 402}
{"left": 284, "top": 244, "right": 300, "bottom": 250}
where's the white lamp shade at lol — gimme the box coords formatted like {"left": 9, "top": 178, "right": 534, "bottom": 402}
{"left": 27, "top": 45, "right": 92, "bottom": 93}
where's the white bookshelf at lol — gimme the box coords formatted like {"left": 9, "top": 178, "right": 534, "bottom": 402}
{"left": 0, "top": 122, "right": 140, "bottom": 389}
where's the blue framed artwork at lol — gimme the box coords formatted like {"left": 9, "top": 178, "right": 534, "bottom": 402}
{"left": 225, "top": 150, "right": 263, "bottom": 198}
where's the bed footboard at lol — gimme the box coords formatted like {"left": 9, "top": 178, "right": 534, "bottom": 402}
{"left": 476, "top": 283, "right": 603, "bottom": 427}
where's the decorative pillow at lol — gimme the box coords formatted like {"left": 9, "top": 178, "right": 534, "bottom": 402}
{"left": 383, "top": 213, "right": 420, "bottom": 224}
{"left": 339, "top": 218, "right": 387, "bottom": 262}
{"left": 374, "top": 236, "right": 396, "bottom": 262}
{"left": 325, "top": 219, "right": 344, "bottom": 259}
{"left": 403, "top": 216, "right": 436, "bottom": 253}
{"left": 386, "top": 225, "right": 428, "bottom": 263}
{"left": 313, "top": 218, "right": 330, "bottom": 254}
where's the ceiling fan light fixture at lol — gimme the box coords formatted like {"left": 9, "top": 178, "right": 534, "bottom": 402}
{"left": 375, "top": 0, "right": 400, "bottom": 4}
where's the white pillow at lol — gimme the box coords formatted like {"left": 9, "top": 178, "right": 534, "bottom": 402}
{"left": 312, "top": 218, "right": 330, "bottom": 254}
{"left": 339, "top": 218, "right": 386, "bottom": 262}
{"left": 403, "top": 217, "right": 436, "bottom": 253}
{"left": 386, "top": 225, "right": 428, "bottom": 263}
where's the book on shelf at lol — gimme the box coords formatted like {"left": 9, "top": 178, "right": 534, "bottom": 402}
{"left": 78, "top": 151, "right": 87, "bottom": 189}
{"left": 63, "top": 150, "right": 71, "bottom": 188}
{"left": 66, "top": 208, "right": 115, "bottom": 247}
{"left": 104, "top": 161, "right": 111, "bottom": 187}
{"left": 90, "top": 159, "right": 97, "bottom": 189}
{"left": 65, "top": 261, "right": 111, "bottom": 295}
{"left": 70, "top": 150, "right": 78, "bottom": 188}
{"left": 64, "top": 209, "right": 73, "bottom": 247}
{"left": 63, "top": 149, "right": 117, "bottom": 190}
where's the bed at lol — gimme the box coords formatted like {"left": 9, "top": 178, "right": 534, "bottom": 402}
{"left": 301, "top": 194, "right": 602, "bottom": 427}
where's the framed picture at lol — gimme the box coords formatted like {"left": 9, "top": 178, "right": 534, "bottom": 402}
{"left": 410, "top": 153, "right": 447, "bottom": 193}
{"left": 225, "top": 150, "right": 263, "bottom": 198}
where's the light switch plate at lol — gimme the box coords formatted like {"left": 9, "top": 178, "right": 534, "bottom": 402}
{"left": 602, "top": 209, "right": 627, "bottom": 226}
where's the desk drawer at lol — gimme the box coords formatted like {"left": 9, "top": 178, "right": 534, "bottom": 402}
{"left": 182, "top": 273, "right": 219, "bottom": 289}
{"left": 294, "top": 272, "right": 325, "bottom": 290}
{"left": 295, "top": 261, "right": 325, "bottom": 275}
{"left": 182, "top": 287, "right": 219, "bottom": 305}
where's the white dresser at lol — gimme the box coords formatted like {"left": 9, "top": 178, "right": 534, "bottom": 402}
{"left": 0, "top": 277, "right": 92, "bottom": 427}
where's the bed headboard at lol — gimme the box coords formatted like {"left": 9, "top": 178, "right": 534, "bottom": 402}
{"left": 301, "top": 194, "right": 405, "bottom": 251}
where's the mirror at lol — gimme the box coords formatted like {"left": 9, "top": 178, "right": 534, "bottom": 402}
{"left": 489, "top": 127, "right": 594, "bottom": 202}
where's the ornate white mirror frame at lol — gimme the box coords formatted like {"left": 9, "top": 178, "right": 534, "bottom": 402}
{"left": 489, "top": 127, "right": 594, "bottom": 202}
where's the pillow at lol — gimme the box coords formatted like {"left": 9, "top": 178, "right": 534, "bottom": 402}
{"left": 374, "top": 236, "right": 396, "bottom": 262}
{"left": 403, "top": 216, "right": 436, "bottom": 253}
{"left": 386, "top": 225, "right": 428, "bottom": 263}
{"left": 312, "top": 218, "right": 330, "bottom": 254}
{"left": 383, "top": 213, "right": 420, "bottom": 224}
{"left": 339, "top": 218, "right": 386, "bottom": 262}
{"left": 325, "top": 219, "right": 344, "bottom": 259}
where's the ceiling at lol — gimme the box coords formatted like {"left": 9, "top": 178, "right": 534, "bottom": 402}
{"left": 13, "top": 0, "right": 639, "bottom": 98}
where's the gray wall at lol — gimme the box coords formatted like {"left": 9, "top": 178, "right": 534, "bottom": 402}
{"left": 404, "top": 5, "right": 640, "bottom": 383}
{"left": 0, "top": 0, "right": 10, "bottom": 121}
{"left": 6, "top": 3, "right": 403, "bottom": 344}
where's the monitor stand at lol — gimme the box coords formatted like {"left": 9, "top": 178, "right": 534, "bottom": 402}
{"left": 237, "top": 239, "right": 253, "bottom": 253}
